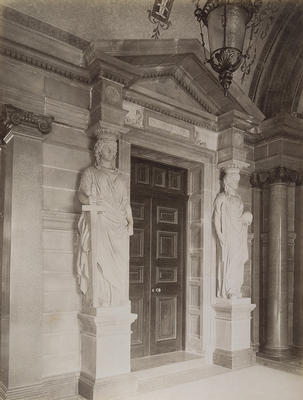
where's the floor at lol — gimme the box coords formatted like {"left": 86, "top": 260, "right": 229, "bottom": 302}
{"left": 131, "top": 351, "right": 201, "bottom": 371}
{"left": 128, "top": 364, "right": 303, "bottom": 400}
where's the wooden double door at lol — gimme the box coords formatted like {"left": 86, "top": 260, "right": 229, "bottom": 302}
{"left": 130, "top": 157, "right": 187, "bottom": 358}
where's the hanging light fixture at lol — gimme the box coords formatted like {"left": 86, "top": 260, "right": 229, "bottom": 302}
{"left": 194, "top": 0, "right": 261, "bottom": 95}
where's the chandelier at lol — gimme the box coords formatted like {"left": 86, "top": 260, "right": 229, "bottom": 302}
{"left": 194, "top": 0, "right": 261, "bottom": 95}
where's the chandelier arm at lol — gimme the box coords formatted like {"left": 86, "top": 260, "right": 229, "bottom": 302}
{"left": 198, "top": 20, "right": 209, "bottom": 62}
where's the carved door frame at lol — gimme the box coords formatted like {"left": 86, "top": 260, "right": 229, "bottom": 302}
{"left": 119, "top": 131, "right": 217, "bottom": 362}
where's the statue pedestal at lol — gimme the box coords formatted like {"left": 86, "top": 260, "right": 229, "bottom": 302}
{"left": 213, "top": 298, "right": 256, "bottom": 369}
{"left": 78, "top": 304, "right": 137, "bottom": 400}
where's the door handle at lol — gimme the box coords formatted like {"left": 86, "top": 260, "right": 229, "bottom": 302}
{"left": 151, "top": 287, "right": 162, "bottom": 294}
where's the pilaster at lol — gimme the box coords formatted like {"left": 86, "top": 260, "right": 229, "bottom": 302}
{"left": 294, "top": 172, "right": 303, "bottom": 356}
{"left": 0, "top": 104, "right": 53, "bottom": 399}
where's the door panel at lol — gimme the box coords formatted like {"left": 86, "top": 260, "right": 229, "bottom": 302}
{"left": 130, "top": 157, "right": 186, "bottom": 357}
{"left": 129, "top": 196, "right": 151, "bottom": 358}
{"left": 150, "top": 197, "right": 184, "bottom": 354}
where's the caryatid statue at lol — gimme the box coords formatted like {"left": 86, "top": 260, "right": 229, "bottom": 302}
{"left": 76, "top": 136, "right": 133, "bottom": 307}
{"left": 213, "top": 168, "right": 252, "bottom": 299}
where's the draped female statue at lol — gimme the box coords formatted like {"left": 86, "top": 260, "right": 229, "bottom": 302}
{"left": 77, "top": 137, "right": 133, "bottom": 307}
{"left": 213, "top": 168, "right": 252, "bottom": 299}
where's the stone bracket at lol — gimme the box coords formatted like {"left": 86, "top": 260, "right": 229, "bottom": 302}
{"left": 0, "top": 104, "right": 54, "bottom": 143}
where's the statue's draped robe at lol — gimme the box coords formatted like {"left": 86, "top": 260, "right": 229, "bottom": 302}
{"left": 77, "top": 166, "right": 130, "bottom": 306}
{"left": 214, "top": 192, "right": 249, "bottom": 298}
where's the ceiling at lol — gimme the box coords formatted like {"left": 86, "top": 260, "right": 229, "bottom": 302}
{"left": 1, "top": 0, "right": 303, "bottom": 118}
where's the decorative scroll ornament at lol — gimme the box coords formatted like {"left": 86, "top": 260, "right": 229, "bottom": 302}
{"left": 148, "top": 0, "right": 174, "bottom": 39}
{"left": 0, "top": 104, "right": 54, "bottom": 141}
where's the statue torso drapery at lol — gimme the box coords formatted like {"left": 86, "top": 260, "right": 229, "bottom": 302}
{"left": 77, "top": 166, "right": 131, "bottom": 307}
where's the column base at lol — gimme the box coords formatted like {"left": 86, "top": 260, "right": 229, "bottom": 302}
{"left": 212, "top": 297, "right": 256, "bottom": 369}
{"left": 0, "top": 382, "right": 46, "bottom": 400}
{"left": 213, "top": 348, "right": 256, "bottom": 369}
{"left": 261, "top": 347, "right": 292, "bottom": 361}
{"left": 292, "top": 345, "right": 303, "bottom": 358}
{"left": 79, "top": 373, "right": 138, "bottom": 400}
{"left": 78, "top": 304, "right": 137, "bottom": 399}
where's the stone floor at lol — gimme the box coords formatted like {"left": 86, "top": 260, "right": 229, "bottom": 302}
{"left": 76, "top": 352, "right": 303, "bottom": 400}
{"left": 129, "top": 365, "right": 303, "bottom": 400}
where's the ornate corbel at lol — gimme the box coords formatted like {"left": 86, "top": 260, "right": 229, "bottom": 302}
{"left": 0, "top": 104, "right": 54, "bottom": 143}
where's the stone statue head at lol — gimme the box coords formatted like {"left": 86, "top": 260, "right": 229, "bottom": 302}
{"left": 94, "top": 138, "right": 117, "bottom": 167}
{"left": 223, "top": 168, "right": 240, "bottom": 193}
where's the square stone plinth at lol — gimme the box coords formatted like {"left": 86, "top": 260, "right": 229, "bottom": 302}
{"left": 213, "top": 298, "right": 256, "bottom": 369}
{"left": 78, "top": 305, "right": 137, "bottom": 399}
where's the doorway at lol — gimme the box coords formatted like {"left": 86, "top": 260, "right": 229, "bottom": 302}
{"left": 130, "top": 157, "right": 187, "bottom": 358}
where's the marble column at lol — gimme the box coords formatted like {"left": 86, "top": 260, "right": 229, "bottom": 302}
{"left": 294, "top": 173, "right": 303, "bottom": 356}
{"left": 0, "top": 105, "right": 53, "bottom": 399}
{"left": 263, "top": 167, "right": 292, "bottom": 358}
{"left": 250, "top": 171, "right": 263, "bottom": 353}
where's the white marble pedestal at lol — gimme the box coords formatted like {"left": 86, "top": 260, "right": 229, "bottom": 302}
{"left": 78, "top": 304, "right": 137, "bottom": 400}
{"left": 213, "top": 298, "right": 256, "bottom": 369}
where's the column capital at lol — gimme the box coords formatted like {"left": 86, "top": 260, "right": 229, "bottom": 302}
{"left": 251, "top": 167, "right": 298, "bottom": 187}
{"left": 0, "top": 104, "right": 54, "bottom": 143}
{"left": 267, "top": 166, "right": 297, "bottom": 185}
{"left": 295, "top": 171, "right": 303, "bottom": 186}
{"left": 250, "top": 171, "right": 263, "bottom": 188}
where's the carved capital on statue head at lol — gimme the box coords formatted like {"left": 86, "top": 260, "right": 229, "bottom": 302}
{"left": 95, "top": 124, "right": 119, "bottom": 141}
{"left": 218, "top": 160, "right": 250, "bottom": 173}
{"left": 267, "top": 166, "right": 298, "bottom": 185}
{"left": 88, "top": 121, "right": 129, "bottom": 141}
{"left": 0, "top": 104, "right": 54, "bottom": 143}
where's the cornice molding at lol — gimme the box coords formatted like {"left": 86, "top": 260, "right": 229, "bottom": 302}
{"left": 0, "top": 104, "right": 54, "bottom": 141}
{"left": 0, "top": 5, "right": 89, "bottom": 51}
{"left": 257, "top": 112, "right": 303, "bottom": 143}
{"left": 86, "top": 50, "right": 140, "bottom": 86}
{"left": 0, "top": 41, "right": 90, "bottom": 84}
{"left": 124, "top": 93, "right": 217, "bottom": 131}
{"left": 217, "top": 110, "right": 262, "bottom": 132}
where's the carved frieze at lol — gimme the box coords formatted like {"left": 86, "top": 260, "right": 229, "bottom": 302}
{"left": 104, "top": 85, "right": 121, "bottom": 106}
{"left": 123, "top": 102, "right": 144, "bottom": 128}
{"left": 0, "top": 104, "right": 54, "bottom": 140}
{"left": 124, "top": 95, "right": 216, "bottom": 131}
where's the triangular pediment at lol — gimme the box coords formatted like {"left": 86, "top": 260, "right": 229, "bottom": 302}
{"left": 132, "top": 76, "right": 205, "bottom": 111}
